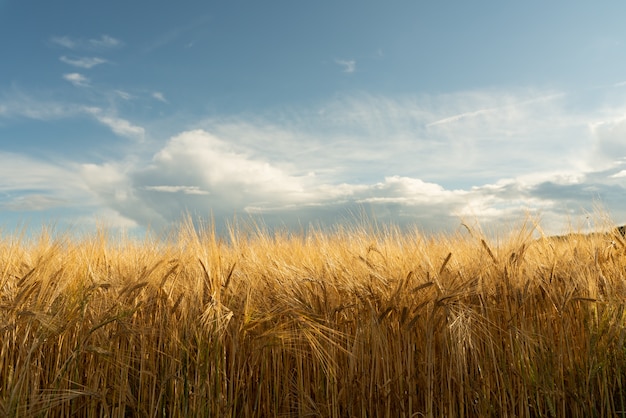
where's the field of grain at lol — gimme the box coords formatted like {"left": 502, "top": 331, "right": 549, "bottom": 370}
{"left": 1, "top": 218, "right": 626, "bottom": 417}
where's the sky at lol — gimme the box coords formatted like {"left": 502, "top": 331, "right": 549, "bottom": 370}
{"left": 1, "top": 1, "right": 626, "bottom": 237}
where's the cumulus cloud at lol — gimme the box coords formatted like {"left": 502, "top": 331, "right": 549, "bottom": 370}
{"left": 80, "top": 162, "right": 165, "bottom": 227}
{"left": 77, "top": 130, "right": 314, "bottom": 229}
{"left": 60, "top": 56, "right": 107, "bottom": 69}
{"left": 589, "top": 115, "right": 626, "bottom": 166}
{"left": 72, "top": 125, "right": 626, "bottom": 235}
{"left": 139, "top": 129, "right": 306, "bottom": 204}
{"left": 355, "top": 176, "right": 466, "bottom": 205}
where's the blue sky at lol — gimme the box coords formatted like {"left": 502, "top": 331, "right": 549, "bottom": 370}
{"left": 1, "top": 1, "right": 626, "bottom": 236}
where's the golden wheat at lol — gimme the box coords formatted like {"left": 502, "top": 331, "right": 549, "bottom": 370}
{"left": 1, "top": 218, "right": 626, "bottom": 417}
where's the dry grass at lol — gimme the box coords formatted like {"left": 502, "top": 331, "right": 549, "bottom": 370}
{"left": 1, "top": 217, "right": 626, "bottom": 417}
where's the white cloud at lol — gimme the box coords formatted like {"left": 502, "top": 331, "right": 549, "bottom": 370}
{"left": 145, "top": 185, "right": 209, "bottom": 195}
{"left": 356, "top": 176, "right": 466, "bottom": 205}
{"left": 73, "top": 208, "right": 139, "bottom": 230}
{"left": 0, "top": 92, "right": 146, "bottom": 141}
{"left": 7, "top": 122, "right": 620, "bottom": 235}
{"left": 60, "top": 56, "right": 107, "bottom": 69}
{"left": 0, "top": 152, "right": 94, "bottom": 221}
{"left": 4, "top": 86, "right": 626, "bottom": 235}
{"left": 0, "top": 95, "right": 77, "bottom": 120}
{"left": 319, "top": 91, "right": 596, "bottom": 182}
{"left": 335, "top": 59, "right": 356, "bottom": 73}
{"left": 0, "top": 151, "right": 140, "bottom": 232}
{"left": 80, "top": 162, "right": 170, "bottom": 227}
{"left": 63, "top": 73, "right": 90, "bottom": 87}
{"left": 152, "top": 92, "right": 167, "bottom": 103}
{"left": 426, "top": 106, "right": 500, "bottom": 127}
{"left": 89, "top": 35, "right": 121, "bottom": 49}
{"left": 50, "top": 34, "right": 122, "bottom": 50}
{"left": 589, "top": 114, "right": 626, "bottom": 166}
{"left": 81, "top": 107, "right": 145, "bottom": 141}
{"left": 143, "top": 15, "right": 211, "bottom": 53}
{"left": 2, "top": 194, "right": 66, "bottom": 211}
{"left": 81, "top": 163, "right": 131, "bottom": 201}
{"left": 148, "top": 130, "right": 305, "bottom": 197}
{"left": 51, "top": 36, "right": 77, "bottom": 49}
{"left": 95, "top": 115, "right": 145, "bottom": 140}
{"left": 114, "top": 90, "right": 133, "bottom": 100}
{"left": 72, "top": 124, "right": 625, "bottom": 235}
{"left": 425, "top": 93, "right": 565, "bottom": 128}
{"left": 193, "top": 90, "right": 593, "bottom": 191}
{"left": 0, "top": 152, "right": 84, "bottom": 193}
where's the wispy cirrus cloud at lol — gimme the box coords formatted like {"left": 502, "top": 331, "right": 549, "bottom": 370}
{"left": 60, "top": 56, "right": 108, "bottom": 69}
{"left": 51, "top": 34, "right": 122, "bottom": 51}
{"left": 611, "top": 168, "right": 626, "bottom": 178}
{"left": 195, "top": 90, "right": 588, "bottom": 187}
{"left": 152, "top": 92, "right": 168, "bottom": 103}
{"left": 0, "top": 151, "right": 92, "bottom": 220}
{"left": 0, "top": 94, "right": 77, "bottom": 120}
{"left": 425, "top": 92, "right": 565, "bottom": 127}
{"left": 89, "top": 34, "right": 121, "bottom": 49}
{"left": 63, "top": 73, "right": 90, "bottom": 87}
{"left": 0, "top": 152, "right": 83, "bottom": 193}
{"left": 114, "top": 90, "right": 133, "bottom": 100}
{"left": 142, "top": 15, "right": 211, "bottom": 53}
{"left": 145, "top": 185, "right": 209, "bottom": 195}
{"left": 50, "top": 36, "right": 77, "bottom": 49}
{"left": 2, "top": 194, "right": 67, "bottom": 211}
{"left": 335, "top": 59, "right": 356, "bottom": 73}
{"left": 82, "top": 107, "right": 145, "bottom": 141}
{"left": 0, "top": 91, "right": 146, "bottom": 141}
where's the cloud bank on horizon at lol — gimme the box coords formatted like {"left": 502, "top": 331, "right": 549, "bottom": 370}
{"left": 3, "top": 88, "right": 626, "bottom": 236}
{"left": 1, "top": 2, "right": 626, "bottom": 236}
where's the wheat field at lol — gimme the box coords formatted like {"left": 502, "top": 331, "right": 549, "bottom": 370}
{"left": 1, "top": 217, "right": 626, "bottom": 417}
